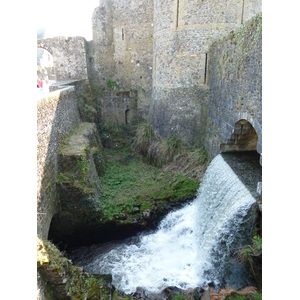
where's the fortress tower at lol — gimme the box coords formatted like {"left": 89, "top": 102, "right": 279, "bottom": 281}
{"left": 151, "top": 0, "right": 261, "bottom": 145}
{"left": 89, "top": 0, "right": 154, "bottom": 120}
{"left": 89, "top": 0, "right": 261, "bottom": 145}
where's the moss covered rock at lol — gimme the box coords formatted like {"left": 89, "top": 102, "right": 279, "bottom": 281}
{"left": 37, "top": 237, "right": 114, "bottom": 300}
{"left": 49, "top": 122, "right": 106, "bottom": 246}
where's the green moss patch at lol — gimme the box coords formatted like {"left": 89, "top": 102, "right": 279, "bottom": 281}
{"left": 224, "top": 292, "right": 262, "bottom": 300}
{"left": 37, "top": 237, "right": 113, "bottom": 300}
{"left": 57, "top": 122, "right": 106, "bottom": 189}
{"left": 112, "top": 290, "right": 134, "bottom": 300}
{"left": 99, "top": 144, "right": 199, "bottom": 222}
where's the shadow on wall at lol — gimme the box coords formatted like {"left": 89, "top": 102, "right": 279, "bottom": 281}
{"left": 125, "top": 108, "right": 130, "bottom": 125}
{"left": 219, "top": 119, "right": 262, "bottom": 201}
{"left": 220, "top": 119, "right": 262, "bottom": 199}
{"left": 100, "top": 90, "right": 138, "bottom": 129}
{"left": 220, "top": 119, "right": 258, "bottom": 154}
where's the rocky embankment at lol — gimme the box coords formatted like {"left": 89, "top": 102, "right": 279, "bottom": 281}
{"left": 38, "top": 237, "right": 261, "bottom": 300}
{"left": 38, "top": 82, "right": 261, "bottom": 299}
{"left": 48, "top": 120, "right": 200, "bottom": 249}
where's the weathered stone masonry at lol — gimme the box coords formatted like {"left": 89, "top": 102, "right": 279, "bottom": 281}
{"left": 38, "top": 37, "right": 88, "bottom": 81}
{"left": 37, "top": 3, "right": 262, "bottom": 299}
{"left": 88, "top": 0, "right": 154, "bottom": 121}
{"left": 100, "top": 90, "right": 138, "bottom": 129}
{"left": 37, "top": 85, "right": 81, "bottom": 240}
{"left": 37, "top": 0, "right": 261, "bottom": 154}
{"left": 205, "top": 13, "right": 262, "bottom": 160}
{"left": 37, "top": 2, "right": 262, "bottom": 239}
{"left": 150, "top": 0, "right": 261, "bottom": 146}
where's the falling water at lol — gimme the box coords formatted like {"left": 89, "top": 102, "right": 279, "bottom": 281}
{"left": 69, "top": 153, "right": 261, "bottom": 294}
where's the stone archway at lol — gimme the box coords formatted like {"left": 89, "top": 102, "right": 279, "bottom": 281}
{"left": 37, "top": 47, "right": 56, "bottom": 82}
{"left": 37, "top": 37, "right": 88, "bottom": 81}
{"left": 220, "top": 119, "right": 258, "bottom": 153}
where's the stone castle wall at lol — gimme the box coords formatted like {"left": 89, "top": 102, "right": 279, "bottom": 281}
{"left": 38, "top": 37, "right": 88, "bottom": 81}
{"left": 99, "top": 90, "right": 138, "bottom": 129}
{"left": 150, "top": 0, "right": 261, "bottom": 145}
{"left": 89, "top": 0, "right": 154, "bottom": 120}
{"left": 36, "top": 0, "right": 262, "bottom": 162}
{"left": 205, "top": 13, "right": 262, "bottom": 159}
{"left": 88, "top": 0, "right": 115, "bottom": 86}
{"left": 36, "top": 4, "right": 262, "bottom": 299}
{"left": 37, "top": 86, "right": 81, "bottom": 240}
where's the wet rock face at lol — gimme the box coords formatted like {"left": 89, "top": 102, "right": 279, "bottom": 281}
{"left": 130, "top": 285, "right": 210, "bottom": 300}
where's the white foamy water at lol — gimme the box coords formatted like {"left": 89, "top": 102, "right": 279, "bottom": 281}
{"left": 71, "top": 154, "right": 258, "bottom": 294}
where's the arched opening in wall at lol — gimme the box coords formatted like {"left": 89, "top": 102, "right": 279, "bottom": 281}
{"left": 48, "top": 213, "right": 65, "bottom": 250}
{"left": 125, "top": 109, "right": 130, "bottom": 125}
{"left": 220, "top": 119, "right": 258, "bottom": 153}
{"left": 220, "top": 119, "right": 262, "bottom": 201}
{"left": 37, "top": 48, "right": 56, "bottom": 83}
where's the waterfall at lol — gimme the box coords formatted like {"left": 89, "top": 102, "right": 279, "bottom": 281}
{"left": 70, "top": 153, "right": 260, "bottom": 294}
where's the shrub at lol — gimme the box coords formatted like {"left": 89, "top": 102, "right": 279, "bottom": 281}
{"left": 132, "top": 123, "right": 210, "bottom": 179}
{"left": 166, "top": 135, "right": 183, "bottom": 160}
{"left": 237, "top": 235, "right": 262, "bottom": 264}
{"left": 197, "top": 146, "right": 209, "bottom": 164}
{"left": 132, "top": 122, "right": 157, "bottom": 156}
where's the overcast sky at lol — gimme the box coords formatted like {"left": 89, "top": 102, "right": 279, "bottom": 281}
{"left": 37, "top": 0, "right": 100, "bottom": 40}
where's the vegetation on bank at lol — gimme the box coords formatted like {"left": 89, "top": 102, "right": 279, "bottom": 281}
{"left": 132, "top": 122, "right": 208, "bottom": 175}
{"left": 98, "top": 122, "right": 209, "bottom": 222}
{"left": 52, "top": 83, "right": 210, "bottom": 249}
{"left": 38, "top": 117, "right": 211, "bottom": 298}
{"left": 39, "top": 80, "right": 261, "bottom": 299}
{"left": 224, "top": 292, "right": 262, "bottom": 300}
{"left": 236, "top": 235, "right": 262, "bottom": 289}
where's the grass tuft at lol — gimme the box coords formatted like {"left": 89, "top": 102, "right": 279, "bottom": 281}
{"left": 132, "top": 122, "right": 157, "bottom": 156}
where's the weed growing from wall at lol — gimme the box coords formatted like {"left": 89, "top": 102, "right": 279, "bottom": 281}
{"left": 106, "top": 79, "right": 120, "bottom": 91}
{"left": 236, "top": 235, "right": 262, "bottom": 287}
{"left": 77, "top": 156, "right": 90, "bottom": 181}
{"left": 78, "top": 80, "right": 104, "bottom": 134}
